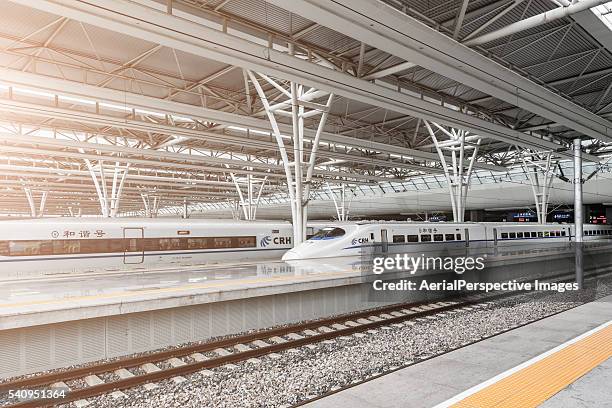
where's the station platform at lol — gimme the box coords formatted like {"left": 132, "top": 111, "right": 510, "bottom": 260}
{"left": 304, "top": 294, "right": 612, "bottom": 408}
{"left": 0, "top": 258, "right": 396, "bottom": 377}
{"left": 0, "top": 260, "right": 360, "bottom": 330}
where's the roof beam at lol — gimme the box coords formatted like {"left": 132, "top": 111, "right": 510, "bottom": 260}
{"left": 362, "top": 61, "right": 416, "bottom": 80}
{"left": 6, "top": 0, "right": 574, "bottom": 159}
{"left": 0, "top": 139, "right": 408, "bottom": 183}
{"left": 1, "top": 69, "right": 440, "bottom": 163}
{"left": 464, "top": 0, "right": 609, "bottom": 46}
{"left": 268, "top": 0, "right": 612, "bottom": 144}
{"left": 0, "top": 96, "right": 456, "bottom": 172}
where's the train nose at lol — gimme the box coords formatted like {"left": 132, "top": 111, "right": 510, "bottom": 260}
{"left": 281, "top": 249, "right": 300, "bottom": 261}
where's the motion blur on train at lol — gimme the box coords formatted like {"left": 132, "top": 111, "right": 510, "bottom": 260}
{"left": 0, "top": 218, "right": 296, "bottom": 275}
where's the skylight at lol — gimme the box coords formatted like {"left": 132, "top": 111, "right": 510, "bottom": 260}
{"left": 592, "top": 2, "right": 612, "bottom": 31}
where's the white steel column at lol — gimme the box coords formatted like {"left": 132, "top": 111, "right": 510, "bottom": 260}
{"left": 82, "top": 158, "right": 129, "bottom": 217}
{"left": 574, "top": 138, "right": 584, "bottom": 288}
{"left": 574, "top": 139, "right": 584, "bottom": 241}
{"left": 522, "top": 152, "right": 556, "bottom": 224}
{"left": 326, "top": 182, "right": 352, "bottom": 221}
{"left": 23, "top": 187, "right": 49, "bottom": 218}
{"left": 424, "top": 120, "right": 481, "bottom": 222}
{"left": 24, "top": 187, "right": 36, "bottom": 217}
{"left": 141, "top": 193, "right": 159, "bottom": 218}
{"left": 110, "top": 162, "right": 129, "bottom": 217}
{"left": 247, "top": 69, "right": 334, "bottom": 244}
{"left": 230, "top": 173, "right": 268, "bottom": 220}
{"left": 39, "top": 191, "right": 48, "bottom": 217}
{"left": 83, "top": 158, "right": 108, "bottom": 217}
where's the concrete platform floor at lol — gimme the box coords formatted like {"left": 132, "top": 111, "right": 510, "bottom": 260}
{"left": 539, "top": 357, "right": 612, "bottom": 408}
{"left": 304, "top": 294, "right": 612, "bottom": 408}
{"left": 0, "top": 258, "right": 362, "bottom": 329}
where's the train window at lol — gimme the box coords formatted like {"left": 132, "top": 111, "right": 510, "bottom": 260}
{"left": 529, "top": 232, "right": 536, "bottom": 238}
{"left": 434, "top": 234, "right": 444, "bottom": 242}
{"left": 407, "top": 235, "right": 418, "bottom": 242}
{"left": 125, "top": 238, "right": 143, "bottom": 252}
{"left": 213, "top": 237, "right": 232, "bottom": 248}
{"left": 393, "top": 235, "right": 405, "bottom": 243}
{"left": 456, "top": 233, "right": 462, "bottom": 240}
{"left": 310, "top": 227, "right": 346, "bottom": 240}
{"left": 517, "top": 232, "right": 524, "bottom": 238}
{"left": 236, "top": 236, "right": 256, "bottom": 248}
{"left": 187, "top": 238, "right": 208, "bottom": 249}
{"left": 109, "top": 239, "right": 126, "bottom": 252}
{"left": 501, "top": 232, "right": 508, "bottom": 239}
{"left": 509, "top": 232, "right": 516, "bottom": 239}
{"left": 445, "top": 234, "right": 455, "bottom": 241}
{"left": 53, "top": 240, "right": 80, "bottom": 254}
{"left": 159, "top": 238, "right": 182, "bottom": 250}
{"left": 143, "top": 238, "right": 159, "bottom": 251}
{"left": 561, "top": 230, "right": 566, "bottom": 236}
{"left": 80, "top": 239, "right": 107, "bottom": 254}
{"left": 0, "top": 241, "right": 8, "bottom": 256}
{"left": 420, "top": 234, "right": 432, "bottom": 242}
{"left": 537, "top": 232, "right": 543, "bottom": 238}
{"left": 544, "top": 231, "right": 550, "bottom": 237}
{"left": 9, "top": 240, "right": 44, "bottom": 256}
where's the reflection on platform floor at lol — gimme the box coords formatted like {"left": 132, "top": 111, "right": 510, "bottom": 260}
{"left": 0, "top": 257, "right": 363, "bottom": 307}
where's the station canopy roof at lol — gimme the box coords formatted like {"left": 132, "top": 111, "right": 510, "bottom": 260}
{"left": 0, "top": 0, "right": 611, "bottom": 216}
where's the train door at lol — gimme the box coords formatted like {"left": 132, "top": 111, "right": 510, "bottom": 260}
{"left": 123, "top": 227, "right": 144, "bottom": 264}
{"left": 381, "top": 229, "right": 389, "bottom": 253}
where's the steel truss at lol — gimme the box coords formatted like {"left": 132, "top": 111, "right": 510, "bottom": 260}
{"left": 248, "top": 67, "right": 334, "bottom": 243}
{"left": 424, "top": 120, "right": 481, "bottom": 222}
{"left": 521, "top": 151, "right": 558, "bottom": 224}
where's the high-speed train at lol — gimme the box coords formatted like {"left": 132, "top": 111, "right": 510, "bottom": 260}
{"left": 282, "top": 221, "right": 612, "bottom": 260}
{"left": 0, "top": 218, "right": 297, "bottom": 275}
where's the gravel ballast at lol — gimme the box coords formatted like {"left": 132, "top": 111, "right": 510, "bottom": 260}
{"left": 75, "top": 279, "right": 612, "bottom": 408}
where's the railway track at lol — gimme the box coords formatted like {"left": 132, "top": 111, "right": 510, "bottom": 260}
{"left": 1, "top": 268, "right": 609, "bottom": 408}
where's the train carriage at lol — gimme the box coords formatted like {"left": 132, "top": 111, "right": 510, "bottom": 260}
{"left": 0, "top": 218, "right": 294, "bottom": 275}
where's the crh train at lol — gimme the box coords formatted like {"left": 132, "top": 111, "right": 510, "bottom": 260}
{"left": 282, "top": 221, "right": 612, "bottom": 260}
{"left": 0, "top": 218, "right": 295, "bottom": 276}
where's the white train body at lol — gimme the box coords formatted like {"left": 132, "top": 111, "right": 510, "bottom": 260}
{"left": 282, "top": 221, "right": 612, "bottom": 260}
{"left": 0, "top": 218, "right": 294, "bottom": 275}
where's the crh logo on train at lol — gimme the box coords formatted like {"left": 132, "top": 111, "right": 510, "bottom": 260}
{"left": 260, "top": 236, "right": 272, "bottom": 247}
{"left": 260, "top": 235, "right": 292, "bottom": 247}
{"left": 351, "top": 237, "right": 369, "bottom": 245}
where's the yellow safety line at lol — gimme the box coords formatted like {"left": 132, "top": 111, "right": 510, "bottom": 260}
{"left": 0, "top": 270, "right": 353, "bottom": 309}
{"left": 451, "top": 325, "right": 612, "bottom": 408}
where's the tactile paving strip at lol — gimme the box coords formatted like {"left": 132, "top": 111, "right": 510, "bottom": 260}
{"left": 451, "top": 324, "right": 612, "bottom": 408}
